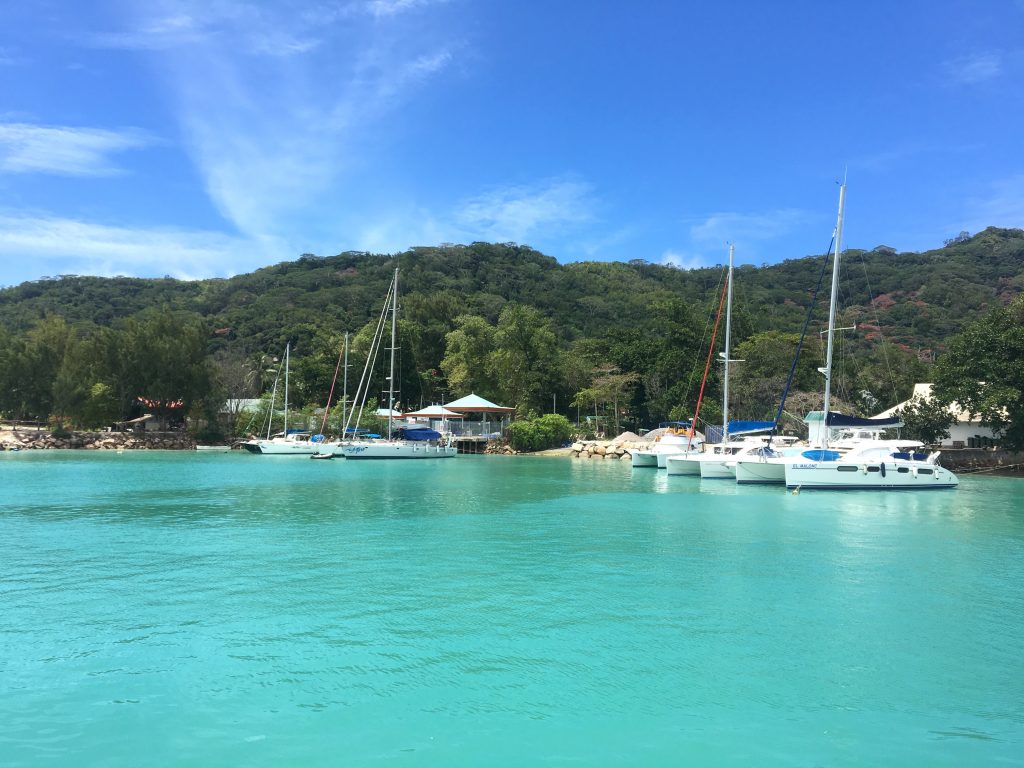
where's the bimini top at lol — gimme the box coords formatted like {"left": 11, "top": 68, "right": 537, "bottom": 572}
{"left": 825, "top": 412, "right": 903, "bottom": 429}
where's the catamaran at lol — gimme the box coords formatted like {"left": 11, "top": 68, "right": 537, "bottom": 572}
{"left": 667, "top": 244, "right": 774, "bottom": 477}
{"left": 781, "top": 183, "right": 958, "bottom": 490}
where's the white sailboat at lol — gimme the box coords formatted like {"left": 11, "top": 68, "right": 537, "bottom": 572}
{"left": 241, "top": 343, "right": 327, "bottom": 455}
{"left": 667, "top": 244, "right": 773, "bottom": 478}
{"left": 336, "top": 268, "right": 457, "bottom": 460}
{"left": 782, "top": 183, "right": 958, "bottom": 490}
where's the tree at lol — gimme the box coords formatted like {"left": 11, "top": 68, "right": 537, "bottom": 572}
{"left": 932, "top": 294, "right": 1024, "bottom": 449}
{"left": 893, "top": 395, "right": 955, "bottom": 446}
{"left": 506, "top": 413, "right": 573, "bottom": 452}
{"left": 727, "top": 331, "right": 819, "bottom": 420}
{"left": 440, "top": 315, "right": 497, "bottom": 399}
{"left": 119, "top": 310, "right": 216, "bottom": 426}
{"left": 490, "top": 303, "right": 560, "bottom": 415}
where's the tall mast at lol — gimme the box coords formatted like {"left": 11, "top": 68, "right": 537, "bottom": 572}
{"left": 283, "top": 341, "right": 290, "bottom": 436}
{"left": 342, "top": 331, "right": 349, "bottom": 437}
{"left": 387, "top": 268, "right": 398, "bottom": 440}
{"left": 820, "top": 182, "right": 846, "bottom": 447}
{"left": 721, "top": 244, "right": 734, "bottom": 442}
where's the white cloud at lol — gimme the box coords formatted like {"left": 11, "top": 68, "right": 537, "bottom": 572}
{"left": 0, "top": 123, "right": 153, "bottom": 176}
{"left": 964, "top": 175, "right": 1024, "bottom": 231}
{"left": 660, "top": 249, "right": 709, "bottom": 270}
{"left": 0, "top": 214, "right": 277, "bottom": 283}
{"left": 689, "top": 208, "right": 806, "bottom": 246}
{"left": 82, "top": 2, "right": 461, "bottom": 241}
{"left": 944, "top": 52, "right": 1002, "bottom": 85}
{"left": 367, "top": 0, "right": 450, "bottom": 19}
{"left": 455, "top": 180, "right": 596, "bottom": 243}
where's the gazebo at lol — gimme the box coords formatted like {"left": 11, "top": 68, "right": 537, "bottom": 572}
{"left": 442, "top": 393, "right": 516, "bottom": 438}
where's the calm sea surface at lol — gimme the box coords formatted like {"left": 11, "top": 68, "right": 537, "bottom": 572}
{"left": 2, "top": 451, "right": 1023, "bottom": 766}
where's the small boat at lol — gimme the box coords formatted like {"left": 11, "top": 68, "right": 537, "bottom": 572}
{"left": 310, "top": 452, "right": 335, "bottom": 460}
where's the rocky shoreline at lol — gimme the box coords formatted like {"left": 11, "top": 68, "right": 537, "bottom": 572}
{"left": 1, "top": 429, "right": 195, "bottom": 451}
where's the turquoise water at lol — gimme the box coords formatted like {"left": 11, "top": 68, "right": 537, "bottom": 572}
{"left": 2, "top": 452, "right": 1023, "bottom": 766}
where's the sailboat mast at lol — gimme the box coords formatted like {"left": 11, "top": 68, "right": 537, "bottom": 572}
{"left": 387, "top": 268, "right": 398, "bottom": 440}
{"left": 721, "top": 244, "right": 734, "bottom": 442}
{"left": 283, "top": 342, "right": 290, "bottom": 436}
{"left": 342, "top": 331, "right": 349, "bottom": 437}
{"left": 820, "top": 182, "right": 847, "bottom": 447}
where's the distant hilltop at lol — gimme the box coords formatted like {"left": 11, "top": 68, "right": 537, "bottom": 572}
{"left": 2, "top": 228, "right": 1021, "bottom": 361}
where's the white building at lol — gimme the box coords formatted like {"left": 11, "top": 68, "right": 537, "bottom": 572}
{"left": 874, "top": 383, "right": 998, "bottom": 448}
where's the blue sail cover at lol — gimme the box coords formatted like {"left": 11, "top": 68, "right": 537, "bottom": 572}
{"left": 825, "top": 412, "right": 902, "bottom": 429}
{"left": 397, "top": 426, "right": 441, "bottom": 441}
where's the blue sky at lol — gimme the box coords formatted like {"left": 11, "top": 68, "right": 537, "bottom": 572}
{"left": 1, "top": 0, "right": 1022, "bottom": 287}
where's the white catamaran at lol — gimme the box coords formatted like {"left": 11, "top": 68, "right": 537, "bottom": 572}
{"left": 781, "top": 183, "right": 958, "bottom": 490}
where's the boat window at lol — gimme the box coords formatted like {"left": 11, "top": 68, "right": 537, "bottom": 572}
{"left": 918, "top": 468, "right": 934, "bottom": 475}
{"left": 837, "top": 466, "right": 858, "bottom": 472}
{"left": 897, "top": 467, "right": 910, "bottom": 473}
{"left": 866, "top": 466, "right": 880, "bottom": 473}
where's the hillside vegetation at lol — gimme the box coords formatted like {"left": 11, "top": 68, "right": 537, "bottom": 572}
{"left": 0, "top": 228, "right": 1021, "bottom": 435}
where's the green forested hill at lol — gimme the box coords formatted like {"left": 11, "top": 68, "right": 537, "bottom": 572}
{"left": 1, "top": 228, "right": 1021, "bottom": 429}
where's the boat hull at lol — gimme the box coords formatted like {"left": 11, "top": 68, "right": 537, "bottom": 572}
{"left": 734, "top": 459, "right": 787, "bottom": 484}
{"left": 784, "top": 460, "right": 958, "bottom": 489}
{"left": 630, "top": 451, "right": 659, "bottom": 468}
{"left": 699, "top": 459, "right": 735, "bottom": 479}
{"left": 338, "top": 442, "right": 457, "bottom": 459}
{"left": 665, "top": 455, "right": 702, "bottom": 476}
{"left": 240, "top": 440, "right": 325, "bottom": 455}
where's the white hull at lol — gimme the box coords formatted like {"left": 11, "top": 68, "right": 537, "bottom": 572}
{"left": 241, "top": 439, "right": 324, "bottom": 455}
{"left": 699, "top": 459, "right": 735, "bottom": 479}
{"left": 665, "top": 454, "right": 702, "bottom": 475}
{"left": 734, "top": 458, "right": 786, "bottom": 484}
{"left": 784, "top": 459, "right": 958, "bottom": 489}
{"left": 337, "top": 441, "right": 457, "bottom": 459}
{"left": 631, "top": 451, "right": 660, "bottom": 468}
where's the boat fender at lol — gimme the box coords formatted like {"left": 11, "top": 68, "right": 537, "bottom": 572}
{"left": 880, "top": 462, "right": 886, "bottom": 477}
{"left": 860, "top": 464, "right": 868, "bottom": 474}
{"left": 911, "top": 466, "right": 918, "bottom": 478}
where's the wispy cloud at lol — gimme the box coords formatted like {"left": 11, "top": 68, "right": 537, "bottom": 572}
{"left": 963, "top": 174, "right": 1024, "bottom": 232}
{"left": 0, "top": 123, "right": 154, "bottom": 176}
{"left": 657, "top": 208, "right": 810, "bottom": 268}
{"left": 660, "top": 249, "right": 708, "bottom": 270}
{"left": 690, "top": 209, "right": 807, "bottom": 246}
{"left": 944, "top": 52, "right": 1002, "bottom": 85}
{"left": 455, "top": 179, "right": 597, "bottom": 243}
{"left": 367, "top": 0, "right": 450, "bottom": 19}
{"left": 82, "top": 2, "right": 461, "bottom": 241}
{"left": 0, "top": 213, "right": 276, "bottom": 284}
{"left": 0, "top": 46, "right": 20, "bottom": 66}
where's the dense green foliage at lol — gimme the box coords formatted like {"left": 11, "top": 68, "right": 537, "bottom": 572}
{"left": 506, "top": 414, "right": 574, "bottom": 452}
{"left": 0, "top": 310, "right": 216, "bottom": 430}
{"left": 932, "top": 294, "right": 1024, "bottom": 449}
{"left": 1, "top": 230, "right": 1021, "bottom": 442}
{"left": 893, "top": 396, "right": 957, "bottom": 446}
